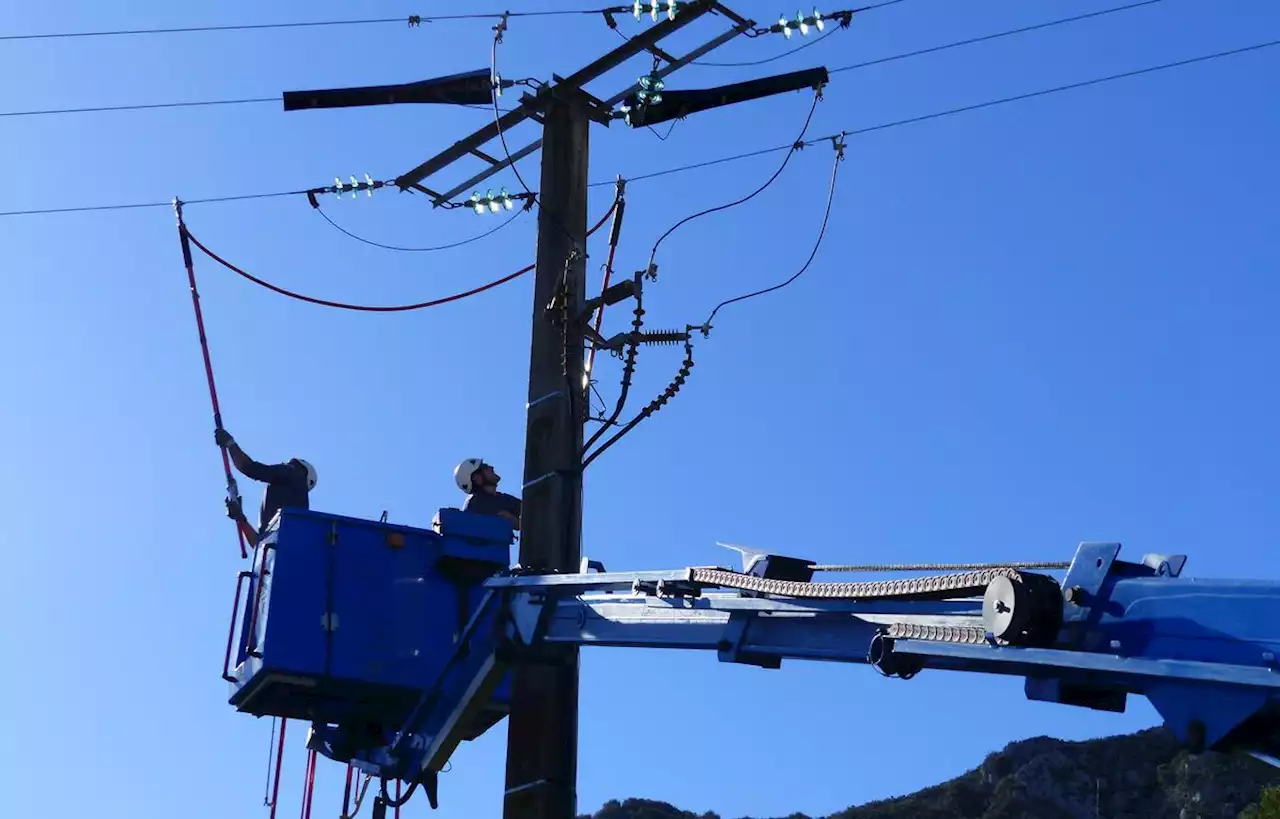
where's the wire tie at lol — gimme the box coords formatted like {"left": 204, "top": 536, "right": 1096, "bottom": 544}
{"left": 522, "top": 469, "right": 577, "bottom": 491}
{"left": 527, "top": 389, "right": 569, "bottom": 410}
{"left": 505, "top": 778, "right": 551, "bottom": 797}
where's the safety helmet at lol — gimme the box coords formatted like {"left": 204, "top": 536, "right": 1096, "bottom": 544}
{"left": 294, "top": 458, "right": 318, "bottom": 491}
{"left": 454, "top": 458, "right": 485, "bottom": 493}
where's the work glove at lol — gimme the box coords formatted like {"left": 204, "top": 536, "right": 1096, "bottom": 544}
{"left": 225, "top": 496, "right": 244, "bottom": 521}
{"left": 215, "top": 428, "right": 235, "bottom": 448}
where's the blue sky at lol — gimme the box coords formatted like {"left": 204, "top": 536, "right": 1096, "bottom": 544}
{"left": 1, "top": 0, "right": 1277, "bottom": 816}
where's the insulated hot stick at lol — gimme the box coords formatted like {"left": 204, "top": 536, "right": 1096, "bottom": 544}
{"left": 174, "top": 198, "right": 248, "bottom": 559}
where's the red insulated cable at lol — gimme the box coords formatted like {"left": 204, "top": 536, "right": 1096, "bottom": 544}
{"left": 341, "top": 764, "right": 354, "bottom": 817}
{"left": 587, "top": 190, "right": 626, "bottom": 377}
{"left": 181, "top": 200, "right": 617, "bottom": 313}
{"left": 394, "top": 779, "right": 402, "bottom": 819}
{"left": 586, "top": 237, "right": 619, "bottom": 378}
{"left": 175, "top": 202, "right": 247, "bottom": 559}
{"left": 268, "top": 719, "right": 288, "bottom": 819}
{"left": 300, "top": 748, "right": 317, "bottom": 819}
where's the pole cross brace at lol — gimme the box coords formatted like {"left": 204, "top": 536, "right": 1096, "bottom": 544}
{"left": 392, "top": 0, "right": 754, "bottom": 206}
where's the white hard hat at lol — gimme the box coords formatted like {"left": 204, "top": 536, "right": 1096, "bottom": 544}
{"left": 454, "top": 458, "right": 485, "bottom": 493}
{"left": 295, "top": 459, "right": 318, "bottom": 491}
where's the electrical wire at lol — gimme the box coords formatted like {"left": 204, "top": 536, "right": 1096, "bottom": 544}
{"left": 262, "top": 718, "right": 279, "bottom": 807}
{"left": 642, "top": 88, "right": 821, "bottom": 272}
{"left": 0, "top": 18, "right": 407, "bottom": 41}
{"left": 610, "top": 0, "right": 908, "bottom": 67}
{"left": 583, "top": 179, "right": 641, "bottom": 457}
{"left": 580, "top": 181, "right": 628, "bottom": 447}
{"left": 852, "top": 0, "right": 913, "bottom": 10}
{"left": 702, "top": 0, "right": 1153, "bottom": 69}
{"left": 687, "top": 0, "right": 920, "bottom": 67}
{"left": 300, "top": 749, "right": 317, "bottom": 819}
{"left": 693, "top": 26, "right": 841, "bottom": 68}
{"left": 187, "top": 229, "right": 533, "bottom": 312}
{"left": 179, "top": 199, "right": 616, "bottom": 313}
{"left": 582, "top": 339, "right": 695, "bottom": 468}
{"left": 341, "top": 765, "right": 355, "bottom": 819}
{"left": 0, "top": 188, "right": 309, "bottom": 217}
{"left": 586, "top": 188, "right": 627, "bottom": 378}
{"left": 0, "top": 0, "right": 1177, "bottom": 121}
{"left": 583, "top": 280, "right": 645, "bottom": 453}
{"left": 380, "top": 776, "right": 418, "bottom": 808}
{"left": 0, "top": 7, "right": 631, "bottom": 42}
{"left": 830, "top": 38, "right": 1280, "bottom": 137}
{"left": 700, "top": 137, "right": 843, "bottom": 330}
{"left": 349, "top": 774, "right": 374, "bottom": 818}
{"left": 582, "top": 93, "right": 823, "bottom": 451}
{"left": 589, "top": 380, "right": 612, "bottom": 417}
{"left": 3, "top": 38, "right": 1276, "bottom": 220}
{"left": 564, "top": 180, "right": 628, "bottom": 461}
{"left": 830, "top": 0, "right": 1171, "bottom": 75}
{"left": 488, "top": 25, "right": 579, "bottom": 246}
{"left": 589, "top": 35, "right": 1280, "bottom": 188}
{"left": 489, "top": 30, "right": 539, "bottom": 210}
{"left": 591, "top": 143, "right": 793, "bottom": 187}
{"left": 314, "top": 203, "right": 525, "bottom": 252}
{"left": 646, "top": 121, "right": 678, "bottom": 141}
{"left": 0, "top": 97, "right": 275, "bottom": 118}
{"left": 0, "top": 99, "right": 514, "bottom": 119}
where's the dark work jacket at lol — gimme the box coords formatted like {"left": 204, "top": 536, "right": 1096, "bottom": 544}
{"left": 237, "top": 458, "right": 310, "bottom": 533}
{"left": 463, "top": 490, "right": 521, "bottom": 521}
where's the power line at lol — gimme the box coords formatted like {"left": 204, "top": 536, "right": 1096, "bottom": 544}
{"left": 700, "top": 138, "right": 843, "bottom": 330}
{"left": 190, "top": 226, "right": 536, "bottom": 312}
{"left": 584, "top": 89, "right": 822, "bottom": 460}
{"left": 0, "top": 7, "right": 629, "bottom": 43}
{"left": 180, "top": 198, "right": 618, "bottom": 313}
{"left": 0, "top": 98, "right": 514, "bottom": 120}
{"left": 830, "top": 0, "right": 1172, "bottom": 75}
{"left": 0, "top": 189, "right": 307, "bottom": 217}
{"left": 488, "top": 24, "right": 579, "bottom": 246}
{"left": 2, "top": 37, "right": 1275, "bottom": 219}
{"left": 677, "top": 0, "right": 1171, "bottom": 72}
{"left": 0, "top": 18, "right": 406, "bottom": 41}
{"left": 593, "top": 36, "right": 1280, "bottom": 187}
{"left": 313, "top": 202, "right": 526, "bottom": 252}
{"left": 5, "top": 0, "right": 909, "bottom": 46}
{"left": 594, "top": 143, "right": 790, "bottom": 187}
{"left": 580, "top": 337, "right": 695, "bottom": 469}
{"left": 829, "top": 37, "right": 1280, "bottom": 136}
{"left": 0, "top": 97, "right": 276, "bottom": 118}
{"left": 0, "top": 0, "right": 1166, "bottom": 121}
{"left": 692, "top": 26, "right": 840, "bottom": 68}
{"left": 853, "top": 0, "right": 914, "bottom": 10}
{"left": 644, "top": 89, "right": 820, "bottom": 267}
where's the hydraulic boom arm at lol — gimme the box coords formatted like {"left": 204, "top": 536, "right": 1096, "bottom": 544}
{"left": 315, "top": 541, "right": 1280, "bottom": 803}
{"left": 222, "top": 509, "right": 1280, "bottom": 812}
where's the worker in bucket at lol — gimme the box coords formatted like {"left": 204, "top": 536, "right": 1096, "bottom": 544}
{"left": 454, "top": 458, "right": 521, "bottom": 530}
{"left": 216, "top": 427, "right": 317, "bottom": 548}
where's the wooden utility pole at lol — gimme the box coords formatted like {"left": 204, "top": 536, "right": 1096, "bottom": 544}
{"left": 504, "top": 91, "right": 591, "bottom": 819}
{"left": 286, "top": 7, "right": 834, "bottom": 817}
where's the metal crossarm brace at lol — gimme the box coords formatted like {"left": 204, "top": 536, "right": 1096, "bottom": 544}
{"left": 391, "top": 0, "right": 757, "bottom": 206}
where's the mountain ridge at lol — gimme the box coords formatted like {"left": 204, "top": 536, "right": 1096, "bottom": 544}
{"left": 578, "top": 728, "right": 1280, "bottom": 819}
